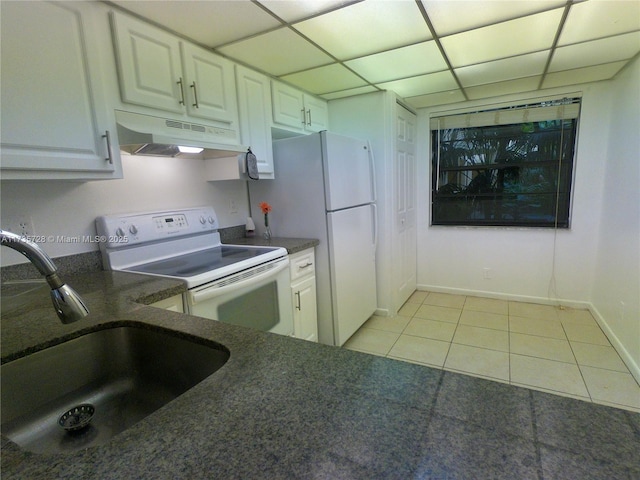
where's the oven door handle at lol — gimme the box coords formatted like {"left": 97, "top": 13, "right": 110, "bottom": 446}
{"left": 188, "top": 258, "right": 289, "bottom": 305}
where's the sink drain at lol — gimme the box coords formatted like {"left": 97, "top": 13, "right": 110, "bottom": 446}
{"left": 58, "top": 404, "right": 95, "bottom": 432}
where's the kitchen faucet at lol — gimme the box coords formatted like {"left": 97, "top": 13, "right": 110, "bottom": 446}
{"left": 1, "top": 230, "right": 89, "bottom": 323}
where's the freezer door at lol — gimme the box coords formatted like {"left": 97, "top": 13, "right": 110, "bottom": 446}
{"left": 327, "top": 204, "right": 377, "bottom": 346}
{"left": 322, "top": 131, "right": 375, "bottom": 211}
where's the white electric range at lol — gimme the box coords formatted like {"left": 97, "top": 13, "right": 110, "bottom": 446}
{"left": 96, "top": 207, "right": 293, "bottom": 336}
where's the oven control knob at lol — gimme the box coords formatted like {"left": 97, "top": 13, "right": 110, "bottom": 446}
{"left": 115, "top": 227, "right": 125, "bottom": 237}
{"left": 199, "top": 216, "right": 206, "bottom": 225}
{"left": 129, "top": 225, "right": 138, "bottom": 235}
{"left": 208, "top": 216, "right": 215, "bottom": 225}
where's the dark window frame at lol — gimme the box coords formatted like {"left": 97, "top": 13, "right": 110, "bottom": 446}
{"left": 430, "top": 99, "right": 579, "bottom": 228}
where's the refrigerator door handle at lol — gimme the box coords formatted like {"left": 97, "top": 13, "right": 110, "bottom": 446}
{"left": 367, "top": 140, "right": 377, "bottom": 203}
{"left": 371, "top": 203, "right": 378, "bottom": 251}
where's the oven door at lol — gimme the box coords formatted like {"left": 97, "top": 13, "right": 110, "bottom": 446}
{"left": 185, "top": 257, "right": 294, "bottom": 336}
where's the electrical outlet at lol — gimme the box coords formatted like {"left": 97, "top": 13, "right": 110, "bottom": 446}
{"left": 229, "top": 199, "right": 238, "bottom": 214}
{"left": 482, "top": 268, "right": 492, "bottom": 280}
{"left": 3, "top": 215, "right": 35, "bottom": 237}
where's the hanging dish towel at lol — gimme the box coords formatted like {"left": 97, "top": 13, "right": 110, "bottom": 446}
{"left": 245, "top": 148, "right": 259, "bottom": 180}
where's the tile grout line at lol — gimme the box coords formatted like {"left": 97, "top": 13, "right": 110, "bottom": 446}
{"left": 508, "top": 313, "right": 513, "bottom": 386}
{"left": 383, "top": 317, "right": 408, "bottom": 357}
{"left": 439, "top": 298, "right": 465, "bottom": 371}
{"left": 561, "top": 320, "right": 594, "bottom": 403}
{"left": 382, "top": 295, "right": 426, "bottom": 360}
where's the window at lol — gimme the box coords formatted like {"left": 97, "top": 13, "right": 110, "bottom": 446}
{"left": 431, "top": 98, "right": 580, "bottom": 228}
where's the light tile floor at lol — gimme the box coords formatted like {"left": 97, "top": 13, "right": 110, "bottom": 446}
{"left": 344, "top": 291, "right": 640, "bottom": 412}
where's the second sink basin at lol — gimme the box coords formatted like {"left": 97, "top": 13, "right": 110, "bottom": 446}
{"left": 1, "top": 325, "right": 229, "bottom": 454}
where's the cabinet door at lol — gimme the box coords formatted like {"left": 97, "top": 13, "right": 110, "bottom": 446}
{"left": 111, "top": 11, "right": 184, "bottom": 114}
{"left": 292, "top": 276, "right": 318, "bottom": 342}
{"left": 0, "top": 1, "right": 119, "bottom": 179}
{"left": 303, "top": 94, "right": 329, "bottom": 132}
{"left": 235, "top": 65, "right": 274, "bottom": 178}
{"left": 271, "top": 80, "right": 305, "bottom": 131}
{"left": 182, "top": 43, "right": 239, "bottom": 127}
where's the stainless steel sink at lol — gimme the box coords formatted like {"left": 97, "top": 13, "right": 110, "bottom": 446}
{"left": 1, "top": 325, "right": 229, "bottom": 454}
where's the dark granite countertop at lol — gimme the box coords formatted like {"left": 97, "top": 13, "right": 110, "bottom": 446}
{"left": 226, "top": 236, "right": 319, "bottom": 255}
{"left": 2, "top": 271, "right": 639, "bottom": 479}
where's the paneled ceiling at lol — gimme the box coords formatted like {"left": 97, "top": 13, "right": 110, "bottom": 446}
{"left": 109, "top": 0, "right": 640, "bottom": 108}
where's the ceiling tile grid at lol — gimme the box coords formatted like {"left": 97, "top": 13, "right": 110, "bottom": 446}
{"left": 111, "top": 0, "right": 640, "bottom": 108}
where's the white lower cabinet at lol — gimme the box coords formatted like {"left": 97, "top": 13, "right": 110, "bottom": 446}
{"left": 149, "top": 294, "right": 184, "bottom": 313}
{"left": 289, "top": 249, "right": 318, "bottom": 342}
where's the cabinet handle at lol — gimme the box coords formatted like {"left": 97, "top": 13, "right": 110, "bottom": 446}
{"left": 300, "top": 108, "right": 306, "bottom": 126}
{"left": 299, "top": 262, "right": 313, "bottom": 269}
{"left": 102, "top": 130, "right": 113, "bottom": 164}
{"left": 191, "top": 82, "right": 199, "bottom": 108}
{"left": 177, "top": 77, "right": 185, "bottom": 105}
{"left": 306, "top": 109, "right": 312, "bottom": 126}
{"left": 295, "top": 291, "right": 301, "bottom": 310}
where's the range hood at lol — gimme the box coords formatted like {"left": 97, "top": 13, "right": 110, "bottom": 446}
{"left": 115, "top": 110, "right": 247, "bottom": 159}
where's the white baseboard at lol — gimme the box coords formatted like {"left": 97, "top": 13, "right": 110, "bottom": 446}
{"left": 416, "top": 284, "right": 590, "bottom": 309}
{"left": 588, "top": 304, "right": 640, "bottom": 385}
{"left": 416, "top": 283, "right": 640, "bottom": 385}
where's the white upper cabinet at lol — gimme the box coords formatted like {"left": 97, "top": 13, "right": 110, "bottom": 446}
{"left": 271, "top": 81, "right": 328, "bottom": 134}
{"left": 111, "top": 11, "right": 239, "bottom": 131}
{"left": 235, "top": 65, "right": 274, "bottom": 179}
{"left": 0, "top": 1, "right": 121, "bottom": 180}
{"left": 303, "top": 94, "right": 329, "bottom": 132}
{"left": 181, "top": 43, "right": 238, "bottom": 126}
{"left": 110, "top": 12, "right": 184, "bottom": 114}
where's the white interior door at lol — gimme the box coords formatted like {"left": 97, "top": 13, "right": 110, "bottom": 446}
{"left": 327, "top": 205, "right": 377, "bottom": 346}
{"left": 394, "top": 103, "right": 417, "bottom": 310}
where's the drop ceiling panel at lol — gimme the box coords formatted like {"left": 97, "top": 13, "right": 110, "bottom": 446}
{"left": 542, "top": 61, "right": 628, "bottom": 89}
{"left": 217, "top": 28, "right": 333, "bottom": 76}
{"left": 111, "top": 1, "right": 279, "bottom": 47}
{"left": 322, "top": 85, "right": 379, "bottom": 100}
{"left": 279, "top": 64, "right": 367, "bottom": 95}
{"left": 404, "top": 89, "right": 466, "bottom": 109}
{"left": 378, "top": 70, "right": 458, "bottom": 98}
{"left": 465, "top": 76, "right": 542, "bottom": 101}
{"left": 456, "top": 51, "right": 548, "bottom": 88}
{"left": 259, "top": 0, "right": 350, "bottom": 23}
{"left": 422, "top": 0, "right": 566, "bottom": 37}
{"left": 344, "top": 41, "right": 448, "bottom": 83}
{"left": 560, "top": 0, "right": 640, "bottom": 46}
{"left": 293, "top": 1, "right": 432, "bottom": 60}
{"left": 550, "top": 32, "right": 640, "bottom": 72}
{"left": 441, "top": 9, "right": 564, "bottom": 67}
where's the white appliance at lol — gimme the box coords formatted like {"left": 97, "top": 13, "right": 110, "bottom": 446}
{"left": 249, "top": 131, "right": 377, "bottom": 346}
{"left": 96, "top": 207, "right": 293, "bottom": 336}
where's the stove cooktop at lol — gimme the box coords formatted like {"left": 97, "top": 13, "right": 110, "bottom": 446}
{"left": 126, "top": 245, "right": 278, "bottom": 278}
{"left": 97, "top": 207, "right": 288, "bottom": 288}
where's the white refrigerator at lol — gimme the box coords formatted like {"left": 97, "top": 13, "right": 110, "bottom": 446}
{"left": 249, "top": 131, "right": 377, "bottom": 346}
